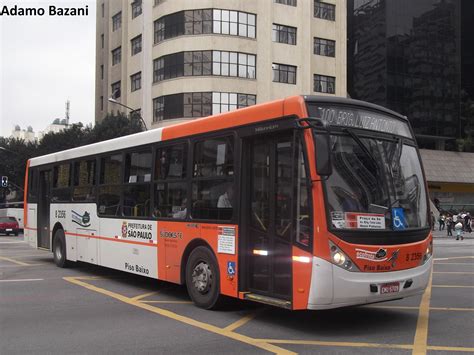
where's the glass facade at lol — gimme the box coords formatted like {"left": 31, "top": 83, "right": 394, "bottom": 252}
{"left": 348, "top": 0, "right": 473, "bottom": 151}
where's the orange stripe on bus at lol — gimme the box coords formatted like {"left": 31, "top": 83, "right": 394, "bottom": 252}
{"left": 64, "top": 232, "right": 158, "bottom": 247}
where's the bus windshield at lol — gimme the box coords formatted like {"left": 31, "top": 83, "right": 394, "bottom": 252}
{"left": 306, "top": 103, "right": 429, "bottom": 232}
{"left": 323, "top": 131, "right": 429, "bottom": 231}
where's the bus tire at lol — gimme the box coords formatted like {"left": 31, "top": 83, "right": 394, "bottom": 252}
{"left": 185, "top": 246, "right": 221, "bottom": 309}
{"left": 53, "top": 229, "right": 70, "bottom": 268}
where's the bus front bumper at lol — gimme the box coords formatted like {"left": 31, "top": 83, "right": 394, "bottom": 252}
{"left": 307, "top": 256, "right": 432, "bottom": 310}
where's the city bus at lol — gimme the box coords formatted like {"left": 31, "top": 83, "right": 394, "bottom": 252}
{"left": 23, "top": 95, "right": 432, "bottom": 310}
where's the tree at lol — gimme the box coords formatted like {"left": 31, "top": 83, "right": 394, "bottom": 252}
{"left": 0, "top": 112, "right": 144, "bottom": 202}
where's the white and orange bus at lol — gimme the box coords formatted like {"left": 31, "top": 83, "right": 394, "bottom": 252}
{"left": 23, "top": 96, "right": 432, "bottom": 310}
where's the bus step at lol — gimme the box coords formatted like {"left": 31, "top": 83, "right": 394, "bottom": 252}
{"left": 244, "top": 293, "right": 292, "bottom": 309}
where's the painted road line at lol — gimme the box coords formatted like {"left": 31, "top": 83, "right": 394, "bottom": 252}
{"left": 0, "top": 278, "right": 44, "bottom": 282}
{"left": 433, "top": 272, "right": 474, "bottom": 274}
{"left": 0, "top": 241, "right": 27, "bottom": 244}
{"left": 130, "top": 291, "right": 158, "bottom": 301}
{"left": 365, "top": 305, "right": 419, "bottom": 310}
{"left": 256, "top": 339, "right": 412, "bottom": 350}
{"left": 430, "top": 307, "right": 474, "bottom": 312}
{"left": 427, "top": 345, "right": 474, "bottom": 352}
{"left": 224, "top": 312, "right": 260, "bottom": 332}
{"left": 0, "top": 256, "right": 33, "bottom": 266}
{"left": 63, "top": 276, "right": 296, "bottom": 355}
{"left": 412, "top": 272, "right": 433, "bottom": 355}
{"left": 435, "top": 262, "right": 474, "bottom": 265}
{"left": 434, "top": 256, "right": 474, "bottom": 261}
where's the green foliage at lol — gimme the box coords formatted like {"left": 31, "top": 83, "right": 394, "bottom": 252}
{"left": 0, "top": 113, "right": 144, "bottom": 202}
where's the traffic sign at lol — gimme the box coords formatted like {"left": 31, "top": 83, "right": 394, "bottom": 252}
{"left": 1, "top": 176, "right": 8, "bottom": 187}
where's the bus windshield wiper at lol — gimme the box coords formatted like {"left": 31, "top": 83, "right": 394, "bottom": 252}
{"left": 343, "top": 128, "right": 378, "bottom": 169}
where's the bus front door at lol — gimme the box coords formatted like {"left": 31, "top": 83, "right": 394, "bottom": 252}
{"left": 242, "top": 134, "right": 293, "bottom": 303}
{"left": 38, "top": 170, "right": 51, "bottom": 249}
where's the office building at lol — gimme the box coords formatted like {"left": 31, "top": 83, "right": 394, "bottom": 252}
{"left": 95, "top": 0, "right": 347, "bottom": 128}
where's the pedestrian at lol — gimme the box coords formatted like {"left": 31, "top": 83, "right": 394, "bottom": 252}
{"left": 455, "top": 221, "right": 464, "bottom": 240}
{"left": 446, "top": 216, "right": 453, "bottom": 237}
{"left": 438, "top": 215, "right": 445, "bottom": 231}
{"left": 464, "top": 212, "right": 471, "bottom": 233}
{"left": 431, "top": 212, "right": 435, "bottom": 231}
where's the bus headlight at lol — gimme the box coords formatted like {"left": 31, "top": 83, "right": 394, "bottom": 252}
{"left": 329, "top": 241, "right": 359, "bottom": 272}
{"left": 421, "top": 240, "right": 433, "bottom": 265}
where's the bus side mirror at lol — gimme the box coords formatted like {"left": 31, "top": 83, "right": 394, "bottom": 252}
{"left": 296, "top": 117, "right": 332, "bottom": 177}
{"left": 315, "top": 131, "right": 332, "bottom": 177}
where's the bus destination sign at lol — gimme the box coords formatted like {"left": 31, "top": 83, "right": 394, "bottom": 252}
{"left": 308, "top": 105, "right": 413, "bottom": 138}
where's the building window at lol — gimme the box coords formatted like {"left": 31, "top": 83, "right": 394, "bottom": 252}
{"left": 100, "top": 96, "right": 104, "bottom": 110}
{"left": 131, "top": 35, "right": 142, "bottom": 56}
{"left": 272, "top": 63, "right": 296, "bottom": 84}
{"left": 212, "top": 51, "right": 256, "bottom": 78}
{"left": 101, "top": 3, "right": 104, "bottom": 17}
{"left": 112, "top": 47, "right": 121, "bottom": 65}
{"left": 111, "top": 81, "right": 121, "bottom": 98}
{"left": 131, "top": 0, "right": 142, "bottom": 19}
{"left": 100, "top": 65, "right": 104, "bottom": 79}
{"left": 314, "top": 1, "right": 335, "bottom": 21}
{"left": 101, "top": 34, "right": 104, "bottom": 48}
{"left": 153, "top": 50, "right": 256, "bottom": 83}
{"left": 131, "top": 72, "right": 141, "bottom": 92}
{"left": 314, "top": 74, "right": 335, "bottom": 94}
{"left": 314, "top": 37, "right": 335, "bottom": 57}
{"left": 274, "top": 0, "right": 297, "bottom": 6}
{"left": 153, "top": 92, "right": 256, "bottom": 122}
{"left": 212, "top": 93, "right": 256, "bottom": 114}
{"left": 154, "top": 9, "right": 256, "bottom": 44}
{"left": 272, "top": 24, "right": 296, "bottom": 45}
{"left": 112, "top": 12, "right": 122, "bottom": 31}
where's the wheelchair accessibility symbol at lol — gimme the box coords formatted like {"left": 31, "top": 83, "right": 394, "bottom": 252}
{"left": 391, "top": 208, "right": 407, "bottom": 230}
{"left": 227, "top": 261, "right": 236, "bottom": 276}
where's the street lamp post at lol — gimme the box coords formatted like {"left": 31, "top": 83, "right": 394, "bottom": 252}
{"left": 108, "top": 98, "right": 148, "bottom": 131}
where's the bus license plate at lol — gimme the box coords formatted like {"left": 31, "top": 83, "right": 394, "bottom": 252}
{"left": 6, "top": 229, "right": 12, "bottom": 232}
{"left": 380, "top": 282, "right": 399, "bottom": 294}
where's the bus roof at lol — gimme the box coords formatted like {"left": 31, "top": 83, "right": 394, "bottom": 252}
{"left": 28, "top": 95, "right": 406, "bottom": 167}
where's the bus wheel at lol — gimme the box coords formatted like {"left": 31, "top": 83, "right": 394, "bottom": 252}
{"left": 185, "top": 246, "right": 221, "bottom": 309}
{"left": 53, "top": 229, "right": 69, "bottom": 268}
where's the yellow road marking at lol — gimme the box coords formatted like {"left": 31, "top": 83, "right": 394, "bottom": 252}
{"left": 63, "top": 276, "right": 295, "bottom": 355}
{"left": 427, "top": 345, "right": 474, "bottom": 352}
{"left": 412, "top": 272, "right": 432, "bottom": 355}
{"left": 140, "top": 300, "right": 193, "bottom": 304}
{"left": 432, "top": 285, "right": 474, "bottom": 288}
{"left": 365, "top": 305, "right": 419, "bottom": 310}
{"left": 256, "top": 339, "right": 412, "bottom": 350}
{"left": 433, "top": 272, "right": 474, "bottom": 274}
{"left": 224, "top": 312, "right": 259, "bottom": 332}
{"left": 130, "top": 291, "right": 157, "bottom": 301}
{"left": 0, "top": 256, "right": 33, "bottom": 266}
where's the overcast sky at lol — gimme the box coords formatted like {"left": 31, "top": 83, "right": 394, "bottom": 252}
{"left": 0, "top": 0, "right": 96, "bottom": 137}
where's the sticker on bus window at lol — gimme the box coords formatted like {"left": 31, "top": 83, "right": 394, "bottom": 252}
{"left": 391, "top": 208, "right": 407, "bottom": 230}
{"left": 345, "top": 212, "right": 385, "bottom": 230}
{"left": 331, "top": 211, "right": 346, "bottom": 228}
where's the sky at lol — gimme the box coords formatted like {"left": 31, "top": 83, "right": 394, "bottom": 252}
{"left": 0, "top": 0, "right": 96, "bottom": 137}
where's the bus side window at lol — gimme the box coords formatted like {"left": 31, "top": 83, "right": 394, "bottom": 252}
{"left": 28, "top": 168, "right": 38, "bottom": 203}
{"left": 191, "top": 136, "right": 234, "bottom": 220}
{"left": 52, "top": 163, "right": 71, "bottom": 202}
{"left": 123, "top": 150, "right": 152, "bottom": 217}
{"left": 154, "top": 143, "right": 188, "bottom": 219}
{"left": 98, "top": 154, "right": 122, "bottom": 216}
{"left": 73, "top": 159, "right": 96, "bottom": 202}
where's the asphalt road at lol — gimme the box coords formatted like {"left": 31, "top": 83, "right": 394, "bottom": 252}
{"left": 0, "top": 233, "right": 473, "bottom": 355}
